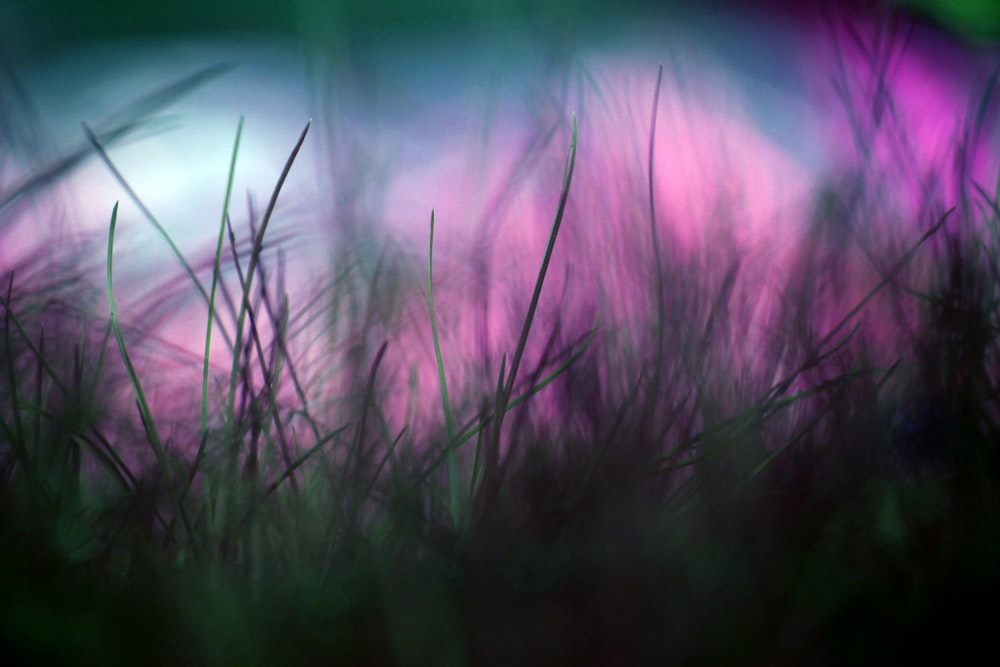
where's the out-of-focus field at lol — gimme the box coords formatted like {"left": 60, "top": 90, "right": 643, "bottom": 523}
{"left": 2, "top": 2, "right": 999, "bottom": 665}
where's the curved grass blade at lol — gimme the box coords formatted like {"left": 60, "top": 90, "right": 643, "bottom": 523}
{"left": 225, "top": 121, "right": 310, "bottom": 429}
{"left": 480, "top": 114, "right": 578, "bottom": 506}
{"left": 427, "top": 209, "right": 459, "bottom": 525}
{"left": 646, "top": 64, "right": 667, "bottom": 415}
{"left": 83, "top": 123, "right": 233, "bottom": 351}
{"left": 106, "top": 201, "right": 194, "bottom": 549}
{"left": 202, "top": 117, "right": 243, "bottom": 434}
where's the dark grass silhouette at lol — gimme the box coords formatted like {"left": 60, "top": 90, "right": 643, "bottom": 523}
{"left": 2, "top": 11, "right": 1000, "bottom": 666}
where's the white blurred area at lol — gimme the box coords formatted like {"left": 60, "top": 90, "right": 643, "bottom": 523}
{"left": 4, "top": 20, "right": 822, "bottom": 306}
{"left": 10, "top": 37, "right": 320, "bottom": 267}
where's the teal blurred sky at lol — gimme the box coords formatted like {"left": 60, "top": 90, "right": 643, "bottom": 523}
{"left": 2, "top": 1, "right": 652, "bottom": 58}
{"left": 2, "top": 1, "right": 998, "bottom": 66}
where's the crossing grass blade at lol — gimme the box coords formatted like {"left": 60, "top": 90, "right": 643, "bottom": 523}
{"left": 106, "top": 201, "right": 195, "bottom": 550}
{"left": 427, "top": 209, "right": 460, "bottom": 526}
{"left": 203, "top": 116, "right": 243, "bottom": 434}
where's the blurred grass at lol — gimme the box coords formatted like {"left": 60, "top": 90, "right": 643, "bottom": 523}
{"left": 2, "top": 6, "right": 1000, "bottom": 666}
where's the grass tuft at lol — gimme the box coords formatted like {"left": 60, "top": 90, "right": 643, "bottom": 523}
{"left": 3, "top": 14, "right": 1000, "bottom": 664}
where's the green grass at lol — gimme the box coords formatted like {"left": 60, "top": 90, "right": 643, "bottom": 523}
{"left": 2, "top": 23, "right": 1000, "bottom": 667}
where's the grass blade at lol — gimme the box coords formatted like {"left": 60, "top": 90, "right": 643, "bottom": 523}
{"left": 427, "top": 209, "right": 459, "bottom": 526}
{"left": 106, "top": 201, "right": 193, "bottom": 550}
{"left": 202, "top": 117, "right": 243, "bottom": 434}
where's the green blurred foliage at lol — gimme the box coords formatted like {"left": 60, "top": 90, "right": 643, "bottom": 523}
{"left": 8, "top": 1, "right": 994, "bottom": 65}
{"left": 0, "top": 0, "right": 618, "bottom": 59}
{"left": 896, "top": 0, "right": 1000, "bottom": 43}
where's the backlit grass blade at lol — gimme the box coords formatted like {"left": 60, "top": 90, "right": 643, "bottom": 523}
{"left": 2, "top": 274, "right": 31, "bottom": 478}
{"left": 646, "top": 64, "right": 667, "bottom": 414}
{"left": 225, "top": 121, "right": 310, "bottom": 433}
{"left": 106, "top": 201, "right": 194, "bottom": 549}
{"left": 203, "top": 116, "right": 243, "bottom": 434}
{"left": 500, "top": 114, "right": 578, "bottom": 405}
{"left": 484, "top": 114, "right": 578, "bottom": 501}
{"left": 83, "top": 123, "right": 234, "bottom": 351}
{"left": 420, "top": 314, "right": 599, "bottom": 485}
{"left": 427, "top": 209, "right": 459, "bottom": 526}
